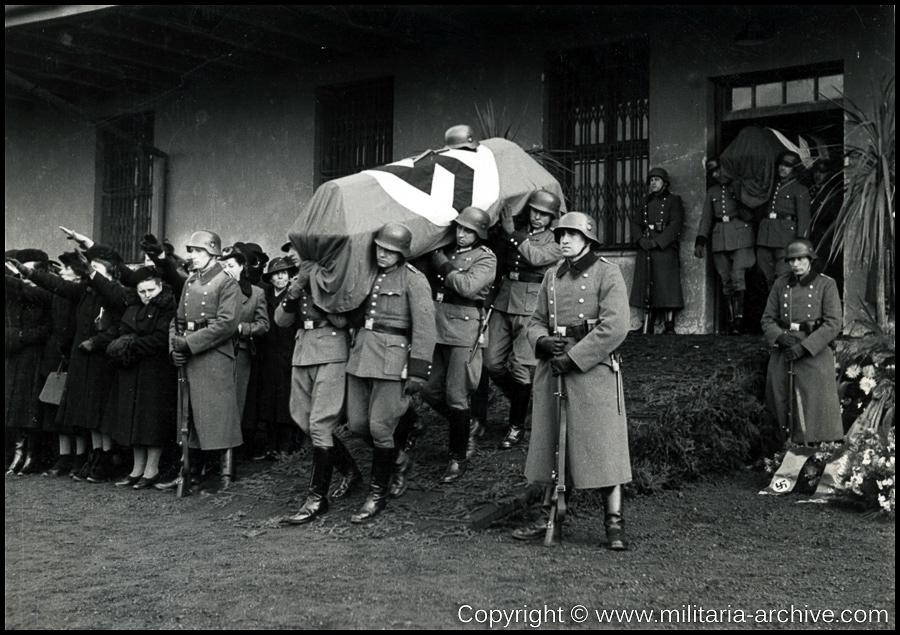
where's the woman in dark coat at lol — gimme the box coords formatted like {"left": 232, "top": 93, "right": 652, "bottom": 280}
{"left": 5, "top": 250, "right": 52, "bottom": 475}
{"left": 17, "top": 245, "right": 125, "bottom": 482}
{"left": 102, "top": 268, "right": 177, "bottom": 488}
{"left": 254, "top": 256, "right": 300, "bottom": 459}
{"left": 7, "top": 252, "right": 79, "bottom": 476}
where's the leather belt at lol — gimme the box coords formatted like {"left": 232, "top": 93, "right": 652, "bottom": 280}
{"left": 301, "top": 319, "right": 331, "bottom": 330}
{"left": 186, "top": 320, "right": 209, "bottom": 332}
{"left": 364, "top": 321, "right": 410, "bottom": 338}
{"left": 777, "top": 318, "right": 822, "bottom": 334}
{"left": 554, "top": 320, "right": 598, "bottom": 342}
{"left": 434, "top": 292, "right": 482, "bottom": 308}
{"left": 507, "top": 271, "right": 544, "bottom": 283}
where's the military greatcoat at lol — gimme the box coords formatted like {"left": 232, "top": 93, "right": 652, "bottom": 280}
{"left": 756, "top": 178, "right": 811, "bottom": 248}
{"left": 525, "top": 252, "right": 632, "bottom": 490}
{"left": 760, "top": 270, "right": 843, "bottom": 444}
{"left": 171, "top": 261, "right": 243, "bottom": 450}
{"left": 629, "top": 189, "right": 685, "bottom": 309}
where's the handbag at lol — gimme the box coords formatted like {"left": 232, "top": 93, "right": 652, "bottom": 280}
{"left": 39, "top": 365, "right": 68, "bottom": 406}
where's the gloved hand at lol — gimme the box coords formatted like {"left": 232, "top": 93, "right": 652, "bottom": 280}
{"left": 431, "top": 249, "right": 450, "bottom": 267}
{"left": 639, "top": 237, "right": 657, "bottom": 251}
{"left": 171, "top": 351, "right": 189, "bottom": 367}
{"left": 70, "top": 251, "right": 93, "bottom": 278}
{"left": 171, "top": 335, "right": 191, "bottom": 354}
{"left": 550, "top": 354, "right": 578, "bottom": 376}
{"left": 140, "top": 233, "right": 165, "bottom": 256}
{"left": 78, "top": 339, "right": 94, "bottom": 353}
{"left": 536, "top": 336, "right": 566, "bottom": 359}
{"left": 776, "top": 333, "right": 801, "bottom": 348}
{"left": 404, "top": 376, "right": 427, "bottom": 396}
{"left": 285, "top": 276, "right": 306, "bottom": 301}
{"left": 6, "top": 258, "right": 32, "bottom": 279}
{"left": 784, "top": 344, "right": 807, "bottom": 362}
{"left": 693, "top": 245, "right": 705, "bottom": 258}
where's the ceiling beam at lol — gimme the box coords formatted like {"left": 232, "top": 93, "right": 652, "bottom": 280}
{"left": 5, "top": 5, "right": 117, "bottom": 29}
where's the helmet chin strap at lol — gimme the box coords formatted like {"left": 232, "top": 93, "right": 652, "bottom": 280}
{"left": 569, "top": 242, "right": 590, "bottom": 261}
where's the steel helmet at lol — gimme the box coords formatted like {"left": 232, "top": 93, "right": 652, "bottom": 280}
{"left": 784, "top": 238, "right": 817, "bottom": 261}
{"left": 454, "top": 206, "right": 490, "bottom": 240}
{"left": 186, "top": 230, "right": 223, "bottom": 256}
{"left": 553, "top": 211, "right": 600, "bottom": 246}
{"left": 374, "top": 223, "right": 413, "bottom": 258}
{"left": 777, "top": 150, "right": 802, "bottom": 168}
{"left": 444, "top": 124, "right": 479, "bottom": 150}
{"left": 527, "top": 190, "right": 562, "bottom": 218}
{"left": 647, "top": 167, "right": 670, "bottom": 185}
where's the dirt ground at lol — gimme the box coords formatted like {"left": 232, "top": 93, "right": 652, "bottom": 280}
{"left": 5, "top": 433, "right": 895, "bottom": 630}
{"left": 5, "top": 336, "right": 895, "bottom": 629}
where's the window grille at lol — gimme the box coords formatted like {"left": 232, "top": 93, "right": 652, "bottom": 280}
{"left": 97, "top": 113, "right": 157, "bottom": 262}
{"left": 316, "top": 77, "right": 394, "bottom": 186}
{"left": 546, "top": 41, "right": 649, "bottom": 247}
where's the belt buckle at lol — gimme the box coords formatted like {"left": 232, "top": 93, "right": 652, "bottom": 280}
{"left": 304, "top": 320, "right": 315, "bottom": 330}
{"left": 436, "top": 292, "right": 444, "bottom": 303}
{"left": 790, "top": 322, "right": 801, "bottom": 332}
{"left": 187, "top": 321, "right": 196, "bottom": 331}
{"left": 556, "top": 326, "right": 567, "bottom": 337}
{"left": 769, "top": 212, "right": 778, "bottom": 219}
{"left": 722, "top": 215, "right": 730, "bottom": 223}
{"left": 364, "top": 318, "right": 374, "bottom": 331}
{"left": 647, "top": 224, "right": 656, "bottom": 231}
{"left": 509, "top": 272, "right": 520, "bottom": 281}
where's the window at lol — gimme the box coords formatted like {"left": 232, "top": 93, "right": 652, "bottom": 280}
{"left": 315, "top": 77, "right": 394, "bottom": 186}
{"left": 723, "top": 64, "right": 844, "bottom": 114}
{"left": 545, "top": 40, "right": 649, "bottom": 247}
{"left": 95, "top": 113, "right": 166, "bottom": 263}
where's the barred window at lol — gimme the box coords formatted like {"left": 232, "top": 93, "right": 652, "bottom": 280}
{"left": 316, "top": 77, "right": 394, "bottom": 186}
{"left": 96, "top": 113, "right": 165, "bottom": 263}
{"left": 546, "top": 41, "right": 649, "bottom": 247}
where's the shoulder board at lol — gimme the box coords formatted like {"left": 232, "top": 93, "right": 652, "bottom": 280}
{"left": 479, "top": 245, "right": 494, "bottom": 254}
{"left": 406, "top": 263, "right": 422, "bottom": 275}
{"left": 599, "top": 257, "right": 616, "bottom": 266}
{"left": 819, "top": 273, "right": 835, "bottom": 281}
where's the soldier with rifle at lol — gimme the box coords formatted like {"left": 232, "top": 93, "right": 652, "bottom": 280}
{"left": 157, "top": 230, "right": 243, "bottom": 492}
{"left": 484, "top": 190, "right": 563, "bottom": 451}
{"left": 512, "top": 212, "right": 632, "bottom": 550}
{"left": 423, "top": 207, "right": 497, "bottom": 484}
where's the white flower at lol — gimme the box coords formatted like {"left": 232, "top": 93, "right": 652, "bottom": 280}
{"left": 862, "top": 365, "right": 877, "bottom": 379}
{"left": 845, "top": 364, "right": 861, "bottom": 379}
{"left": 859, "top": 377, "right": 878, "bottom": 394}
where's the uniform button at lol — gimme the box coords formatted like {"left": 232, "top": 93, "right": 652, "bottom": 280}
{"left": 784, "top": 303, "right": 788, "bottom": 307}
{"left": 374, "top": 286, "right": 380, "bottom": 291}
{"left": 583, "top": 273, "right": 588, "bottom": 278}
{"left": 464, "top": 316, "right": 469, "bottom": 321}
{"left": 581, "top": 285, "right": 586, "bottom": 290}
{"left": 200, "top": 312, "right": 206, "bottom": 317}
{"left": 201, "top": 302, "right": 206, "bottom": 305}
{"left": 370, "top": 310, "right": 376, "bottom": 315}
{"left": 578, "top": 298, "right": 584, "bottom": 304}
{"left": 578, "top": 313, "right": 584, "bottom": 319}
{"left": 331, "top": 332, "right": 336, "bottom": 336}
{"left": 372, "top": 294, "right": 378, "bottom": 299}
{"left": 550, "top": 313, "right": 555, "bottom": 319}
{"left": 549, "top": 300, "right": 554, "bottom": 305}
{"left": 371, "top": 302, "right": 377, "bottom": 306}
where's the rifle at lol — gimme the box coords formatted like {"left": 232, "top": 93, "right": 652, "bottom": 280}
{"left": 468, "top": 307, "right": 492, "bottom": 364}
{"left": 642, "top": 227, "right": 652, "bottom": 334}
{"left": 545, "top": 282, "right": 567, "bottom": 546}
{"left": 175, "top": 321, "right": 192, "bottom": 498}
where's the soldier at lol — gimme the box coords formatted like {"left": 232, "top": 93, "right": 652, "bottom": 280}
{"left": 760, "top": 239, "right": 843, "bottom": 445}
{"left": 160, "top": 230, "right": 243, "bottom": 490}
{"left": 423, "top": 207, "right": 497, "bottom": 483}
{"left": 629, "top": 167, "right": 685, "bottom": 334}
{"left": 485, "top": 190, "right": 563, "bottom": 450}
{"left": 345, "top": 223, "right": 436, "bottom": 523}
{"left": 756, "top": 150, "right": 811, "bottom": 289}
{"left": 694, "top": 158, "right": 757, "bottom": 334}
{"left": 275, "top": 255, "right": 362, "bottom": 525}
{"left": 512, "top": 212, "right": 632, "bottom": 550}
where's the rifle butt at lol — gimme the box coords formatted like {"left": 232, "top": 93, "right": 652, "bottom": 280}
{"left": 543, "top": 506, "right": 562, "bottom": 546}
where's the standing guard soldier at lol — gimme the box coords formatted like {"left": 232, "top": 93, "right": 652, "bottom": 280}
{"left": 629, "top": 167, "right": 685, "bottom": 334}
{"left": 161, "top": 230, "right": 243, "bottom": 490}
{"left": 345, "top": 223, "right": 436, "bottom": 523}
{"left": 512, "top": 212, "right": 632, "bottom": 550}
{"left": 756, "top": 150, "right": 811, "bottom": 289}
{"left": 485, "top": 190, "right": 563, "bottom": 450}
{"left": 694, "top": 158, "right": 757, "bottom": 334}
{"left": 276, "top": 257, "right": 362, "bottom": 525}
{"left": 423, "top": 207, "right": 497, "bottom": 483}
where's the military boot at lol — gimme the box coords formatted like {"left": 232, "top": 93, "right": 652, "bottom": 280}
{"left": 288, "top": 447, "right": 334, "bottom": 525}
{"left": 221, "top": 448, "right": 236, "bottom": 489}
{"left": 388, "top": 449, "right": 413, "bottom": 498}
{"left": 601, "top": 484, "right": 628, "bottom": 551}
{"left": 399, "top": 404, "right": 426, "bottom": 452}
{"left": 441, "top": 408, "right": 470, "bottom": 484}
{"left": 6, "top": 437, "right": 25, "bottom": 475}
{"left": 511, "top": 486, "right": 555, "bottom": 542}
{"left": 330, "top": 435, "right": 363, "bottom": 500}
{"left": 498, "top": 382, "right": 531, "bottom": 450}
{"left": 350, "top": 446, "right": 396, "bottom": 523}
{"left": 723, "top": 293, "right": 736, "bottom": 334}
{"left": 731, "top": 291, "right": 745, "bottom": 335}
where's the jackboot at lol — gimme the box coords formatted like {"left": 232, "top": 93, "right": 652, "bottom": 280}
{"left": 350, "top": 446, "right": 397, "bottom": 523}
{"left": 723, "top": 293, "right": 735, "bottom": 335}
{"left": 498, "top": 382, "right": 531, "bottom": 450}
{"left": 601, "top": 484, "right": 628, "bottom": 551}
{"left": 388, "top": 449, "right": 413, "bottom": 498}
{"left": 288, "top": 447, "right": 334, "bottom": 525}
{"left": 399, "top": 405, "right": 426, "bottom": 452}
{"left": 466, "top": 418, "right": 483, "bottom": 459}
{"left": 731, "top": 291, "right": 745, "bottom": 335}
{"left": 441, "top": 408, "right": 470, "bottom": 484}
{"left": 470, "top": 372, "right": 491, "bottom": 431}
{"left": 330, "top": 435, "right": 363, "bottom": 500}
{"left": 221, "top": 448, "right": 236, "bottom": 489}
{"left": 511, "top": 486, "right": 555, "bottom": 542}
{"left": 6, "top": 437, "right": 25, "bottom": 475}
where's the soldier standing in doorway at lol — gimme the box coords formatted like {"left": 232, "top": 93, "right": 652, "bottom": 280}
{"left": 693, "top": 158, "right": 757, "bottom": 334}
